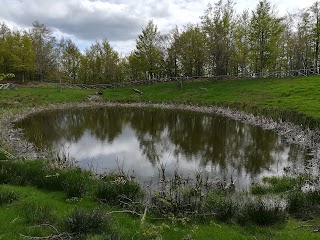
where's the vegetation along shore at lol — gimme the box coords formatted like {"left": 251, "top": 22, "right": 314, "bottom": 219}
{"left": 2, "top": 0, "right": 320, "bottom": 238}
{"left": 1, "top": 76, "right": 320, "bottom": 239}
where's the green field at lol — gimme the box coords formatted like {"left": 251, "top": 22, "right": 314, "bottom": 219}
{"left": 1, "top": 76, "right": 320, "bottom": 127}
{"left": 1, "top": 76, "right": 320, "bottom": 239}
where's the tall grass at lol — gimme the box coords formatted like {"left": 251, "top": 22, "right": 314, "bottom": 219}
{"left": 0, "top": 188, "right": 19, "bottom": 206}
{"left": 65, "top": 207, "right": 111, "bottom": 235}
{"left": 95, "top": 174, "right": 144, "bottom": 205}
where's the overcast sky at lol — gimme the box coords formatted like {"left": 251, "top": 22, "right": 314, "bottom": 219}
{"left": 0, "top": 0, "right": 316, "bottom": 55}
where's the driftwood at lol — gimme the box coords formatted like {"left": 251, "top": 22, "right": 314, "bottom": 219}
{"left": 132, "top": 88, "right": 143, "bottom": 94}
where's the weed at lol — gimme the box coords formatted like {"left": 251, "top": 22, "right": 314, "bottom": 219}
{"left": 237, "top": 198, "right": 287, "bottom": 226}
{"left": 60, "top": 168, "right": 91, "bottom": 198}
{"left": 65, "top": 207, "right": 111, "bottom": 236}
{"left": 96, "top": 175, "right": 144, "bottom": 204}
{"left": 205, "top": 192, "right": 237, "bottom": 222}
{"left": 22, "top": 201, "right": 55, "bottom": 225}
{"left": 287, "top": 190, "right": 320, "bottom": 219}
{"left": 0, "top": 188, "right": 19, "bottom": 206}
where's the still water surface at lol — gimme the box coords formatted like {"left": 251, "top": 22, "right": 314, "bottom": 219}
{"left": 16, "top": 107, "right": 309, "bottom": 189}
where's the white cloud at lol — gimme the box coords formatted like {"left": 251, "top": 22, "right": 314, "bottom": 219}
{"left": 0, "top": 0, "right": 317, "bottom": 54}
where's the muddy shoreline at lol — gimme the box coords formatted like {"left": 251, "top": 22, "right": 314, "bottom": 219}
{"left": 1, "top": 101, "right": 320, "bottom": 163}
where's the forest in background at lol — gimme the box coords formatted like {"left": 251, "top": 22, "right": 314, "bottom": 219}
{"left": 1, "top": 0, "right": 320, "bottom": 84}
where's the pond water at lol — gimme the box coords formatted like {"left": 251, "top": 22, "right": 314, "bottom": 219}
{"left": 16, "top": 107, "right": 309, "bottom": 189}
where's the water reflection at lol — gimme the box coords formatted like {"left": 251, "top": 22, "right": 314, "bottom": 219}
{"left": 16, "top": 107, "right": 308, "bottom": 189}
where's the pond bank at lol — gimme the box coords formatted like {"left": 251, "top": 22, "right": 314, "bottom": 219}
{"left": 1, "top": 101, "right": 320, "bottom": 164}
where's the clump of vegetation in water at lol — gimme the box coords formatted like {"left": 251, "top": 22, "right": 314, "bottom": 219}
{"left": 251, "top": 176, "right": 307, "bottom": 195}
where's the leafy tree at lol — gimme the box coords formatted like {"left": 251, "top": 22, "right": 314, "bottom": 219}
{"left": 177, "top": 24, "right": 206, "bottom": 77}
{"left": 131, "top": 20, "right": 164, "bottom": 80}
{"left": 201, "top": 0, "right": 235, "bottom": 76}
{"left": 310, "top": 1, "right": 320, "bottom": 70}
{"left": 29, "top": 20, "right": 57, "bottom": 81}
{"left": 79, "top": 40, "right": 122, "bottom": 84}
{"left": 164, "top": 26, "right": 181, "bottom": 78}
{"left": 249, "top": 0, "right": 284, "bottom": 73}
{"left": 232, "top": 10, "right": 251, "bottom": 75}
{"left": 0, "top": 22, "right": 11, "bottom": 74}
{"left": 59, "top": 38, "right": 81, "bottom": 83}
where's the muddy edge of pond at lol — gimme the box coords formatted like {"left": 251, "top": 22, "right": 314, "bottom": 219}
{"left": 1, "top": 101, "right": 320, "bottom": 163}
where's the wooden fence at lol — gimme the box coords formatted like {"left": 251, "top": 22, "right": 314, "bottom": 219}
{"left": 26, "top": 67, "right": 320, "bottom": 90}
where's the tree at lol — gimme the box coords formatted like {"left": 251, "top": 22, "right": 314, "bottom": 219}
{"left": 29, "top": 21, "right": 57, "bottom": 81}
{"left": 232, "top": 10, "right": 251, "bottom": 75}
{"left": 131, "top": 20, "right": 164, "bottom": 80}
{"left": 59, "top": 38, "right": 81, "bottom": 83}
{"left": 177, "top": 24, "right": 206, "bottom": 77}
{"left": 78, "top": 40, "right": 122, "bottom": 84}
{"left": 0, "top": 22, "right": 11, "bottom": 74}
{"left": 0, "top": 30, "right": 36, "bottom": 82}
{"left": 164, "top": 27, "right": 181, "bottom": 78}
{"left": 201, "top": 0, "right": 235, "bottom": 76}
{"left": 310, "top": 1, "right": 320, "bottom": 70}
{"left": 249, "top": 0, "right": 284, "bottom": 73}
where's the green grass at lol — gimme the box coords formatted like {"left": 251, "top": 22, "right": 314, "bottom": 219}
{"left": 1, "top": 76, "right": 320, "bottom": 127}
{"left": 1, "top": 185, "right": 320, "bottom": 239}
{"left": 2, "top": 76, "right": 320, "bottom": 238}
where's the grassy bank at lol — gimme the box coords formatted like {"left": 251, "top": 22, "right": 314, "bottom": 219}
{"left": 1, "top": 76, "right": 320, "bottom": 127}
{"left": 1, "top": 76, "right": 320, "bottom": 239}
{"left": 1, "top": 160, "right": 320, "bottom": 239}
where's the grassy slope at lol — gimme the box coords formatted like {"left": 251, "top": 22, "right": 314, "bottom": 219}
{"left": 1, "top": 76, "right": 319, "bottom": 121}
{"left": 1, "top": 185, "right": 320, "bottom": 240}
{"left": 1, "top": 76, "right": 320, "bottom": 239}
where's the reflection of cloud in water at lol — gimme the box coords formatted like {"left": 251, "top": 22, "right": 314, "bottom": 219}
{"left": 18, "top": 108, "right": 308, "bottom": 189}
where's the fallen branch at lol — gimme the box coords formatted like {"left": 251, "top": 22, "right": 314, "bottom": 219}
{"left": 132, "top": 88, "right": 143, "bottom": 94}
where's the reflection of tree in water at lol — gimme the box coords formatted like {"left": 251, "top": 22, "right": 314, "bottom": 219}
{"left": 16, "top": 108, "right": 125, "bottom": 148}
{"left": 129, "top": 109, "right": 171, "bottom": 165}
{"left": 17, "top": 108, "right": 306, "bottom": 179}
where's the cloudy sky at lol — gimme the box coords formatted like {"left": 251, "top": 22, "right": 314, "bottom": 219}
{"left": 0, "top": 0, "right": 316, "bottom": 55}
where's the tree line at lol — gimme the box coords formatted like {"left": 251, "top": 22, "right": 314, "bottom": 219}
{"left": 1, "top": 0, "right": 320, "bottom": 84}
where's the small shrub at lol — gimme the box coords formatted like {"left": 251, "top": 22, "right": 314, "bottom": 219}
{"left": 205, "top": 193, "right": 236, "bottom": 222}
{"left": 287, "top": 191, "right": 320, "bottom": 219}
{"left": 65, "top": 207, "right": 110, "bottom": 235}
{"left": 0, "top": 188, "right": 19, "bottom": 206}
{"left": 96, "top": 176, "right": 143, "bottom": 204}
{"left": 0, "top": 160, "right": 62, "bottom": 190}
{"left": 22, "top": 202, "right": 55, "bottom": 225}
{"left": 237, "top": 199, "right": 287, "bottom": 226}
{"left": 60, "top": 168, "right": 91, "bottom": 198}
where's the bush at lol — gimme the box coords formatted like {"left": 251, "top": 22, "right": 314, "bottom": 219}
{"left": 0, "top": 160, "right": 62, "bottom": 191}
{"left": 65, "top": 207, "right": 110, "bottom": 235}
{"left": 0, "top": 188, "right": 19, "bottom": 206}
{"left": 96, "top": 176, "right": 143, "bottom": 204}
{"left": 22, "top": 202, "right": 55, "bottom": 225}
{"left": 287, "top": 190, "right": 320, "bottom": 219}
{"left": 237, "top": 199, "right": 287, "bottom": 226}
{"left": 205, "top": 193, "right": 236, "bottom": 222}
{"left": 60, "top": 168, "right": 91, "bottom": 198}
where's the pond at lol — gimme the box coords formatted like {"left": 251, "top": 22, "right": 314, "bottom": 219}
{"left": 16, "top": 107, "right": 309, "bottom": 189}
